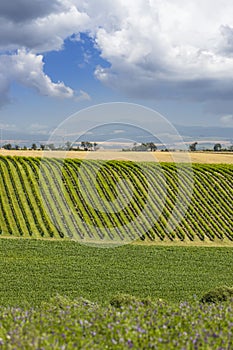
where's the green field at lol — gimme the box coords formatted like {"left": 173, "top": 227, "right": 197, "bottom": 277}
{"left": 0, "top": 239, "right": 232, "bottom": 307}
{"left": 0, "top": 156, "right": 232, "bottom": 348}
{"left": 0, "top": 239, "right": 232, "bottom": 348}
{"left": 0, "top": 155, "right": 232, "bottom": 243}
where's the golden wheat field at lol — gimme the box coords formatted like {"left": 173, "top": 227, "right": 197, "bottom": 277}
{"left": 0, "top": 149, "right": 232, "bottom": 163}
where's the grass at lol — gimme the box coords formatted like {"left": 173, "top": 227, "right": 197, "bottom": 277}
{"left": 1, "top": 295, "right": 233, "bottom": 349}
{"left": 0, "top": 153, "right": 231, "bottom": 348}
{"left": 0, "top": 238, "right": 232, "bottom": 307}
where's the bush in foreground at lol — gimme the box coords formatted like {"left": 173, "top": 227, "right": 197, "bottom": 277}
{"left": 200, "top": 286, "right": 233, "bottom": 303}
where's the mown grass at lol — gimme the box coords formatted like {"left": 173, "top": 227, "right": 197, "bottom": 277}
{"left": 0, "top": 238, "right": 232, "bottom": 307}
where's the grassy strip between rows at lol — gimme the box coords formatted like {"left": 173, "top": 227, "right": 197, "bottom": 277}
{"left": 0, "top": 238, "right": 232, "bottom": 307}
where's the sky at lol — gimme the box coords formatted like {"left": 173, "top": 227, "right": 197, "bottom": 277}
{"left": 1, "top": 0, "right": 233, "bottom": 142}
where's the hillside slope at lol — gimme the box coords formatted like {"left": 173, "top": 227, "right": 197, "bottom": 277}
{"left": 0, "top": 156, "right": 232, "bottom": 244}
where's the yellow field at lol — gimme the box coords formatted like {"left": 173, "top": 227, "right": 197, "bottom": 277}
{"left": 0, "top": 149, "right": 232, "bottom": 163}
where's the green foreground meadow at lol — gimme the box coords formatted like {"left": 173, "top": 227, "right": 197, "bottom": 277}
{"left": 0, "top": 239, "right": 233, "bottom": 349}
{"left": 0, "top": 239, "right": 232, "bottom": 307}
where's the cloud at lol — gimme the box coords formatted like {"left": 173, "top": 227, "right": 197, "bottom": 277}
{"left": 74, "top": 90, "right": 91, "bottom": 102}
{"left": 0, "top": 1, "right": 89, "bottom": 52}
{"left": 0, "top": 49, "right": 74, "bottom": 106}
{"left": 27, "top": 123, "right": 49, "bottom": 135}
{"left": 217, "top": 25, "right": 233, "bottom": 57}
{"left": 89, "top": 0, "right": 233, "bottom": 101}
{"left": 2, "top": 0, "right": 233, "bottom": 108}
{"left": 0, "top": 123, "right": 16, "bottom": 129}
{"left": 220, "top": 115, "right": 233, "bottom": 127}
{"left": 113, "top": 130, "right": 125, "bottom": 134}
{"left": 0, "top": 1, "right": 92, "bottom": 106}
{"left": 0, "top": 76, "right": 11, "bottom": 106}
{"left": 0, "top": 0, "right": 62, "bottom": 23}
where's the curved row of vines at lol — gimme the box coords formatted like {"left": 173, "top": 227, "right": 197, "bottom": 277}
{"left": 0, "top": 155, "right": 232, "bottom": 242}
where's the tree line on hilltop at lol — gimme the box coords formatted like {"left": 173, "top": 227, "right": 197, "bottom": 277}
{"left": 1, "top": 141, "right": 232, "bottom": 152}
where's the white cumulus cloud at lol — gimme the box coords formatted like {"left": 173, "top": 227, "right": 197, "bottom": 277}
{"left": 0, "top": 50, "right": 74, "bottom": 105}
{"left": 86, "top": 0, "right": 233, "bottom": 100}
{"left": 2, "top": 0, "right": 233, "bottom": 108}
{"left": 0, "top": 0, "right": 89, "bottom": 52}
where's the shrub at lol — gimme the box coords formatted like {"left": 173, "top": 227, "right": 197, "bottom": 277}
{"left": 200, "top": 286, "right": 233, "bottom": 303}
{"left": 110, "top": 293, "right": 155, "bottom": 308}
{"left": 41, "top": 295, "right": 96, "bottom": 311}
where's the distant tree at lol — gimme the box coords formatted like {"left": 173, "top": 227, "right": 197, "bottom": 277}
{"left": 81, "top": 141, "right": 86, "bottom": 150}
{"left": 65, "top": 141, "right": 72, "bottom": 151}
{"left": 214, "top": 143, "right": 222, "bottom": 152}
{"left": 93, "top": 142, "right": 98, "bottom": 151}
{"left": 40, "top": 144, "right": 45, "bottom": 150}
{"left": 131, "top": 143, "right": 137, "bottom": 151}
{"left": 189, "top": 142, "right": 198, "bottom": 151}
{"left": 32, "top": 143, "right": 37, "bottom": 150}
{"left": 147, "top": 142, "right": 157, "bottom": 151}
{"left": 138, "top": 142, "right": 157, "bottom": 151}
{"left": 81, "top": 141, "right": 93, "bottom": 150}
{"left": 23, "top": 146, "right": 27, "bottom": 150}
{"left": 131, "top": 143, "right": 148, "bottom": 151}
{"left": 2, "top": 143, "right": 12, "bottom": 150}
{"left": 15, "top": 145, "right": 20, "bottom": 150}
{"left": 47, "top": 143, "right": 55, "bottom": 150}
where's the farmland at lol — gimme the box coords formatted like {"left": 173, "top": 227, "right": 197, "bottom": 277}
{"left": 0, "top": 149, "right": 233, "bottom": 163}
{"left": 0, "top": 239, "right": 233, "bottom": 306}
{"left": 0, "top": 155, "right": 232, "bottom": 244}
{"left": 0, "top": 155, "right": 232, "bottom": 348}
{"left": 0, "top": 239, "right": 233, "bottom": 348}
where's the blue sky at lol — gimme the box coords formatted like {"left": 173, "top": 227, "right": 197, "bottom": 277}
{"left": 0, "top": 0, "right": 233, "bottom": 142}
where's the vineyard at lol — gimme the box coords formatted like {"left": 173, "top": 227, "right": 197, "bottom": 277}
{"left": 0, "top": 155, "right": 232, "bottom": 243}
